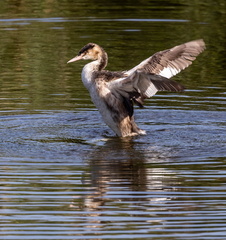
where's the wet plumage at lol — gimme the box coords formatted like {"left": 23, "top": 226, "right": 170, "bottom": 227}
{"left": 67, "top": 40, "right": 205, "bottom": 137}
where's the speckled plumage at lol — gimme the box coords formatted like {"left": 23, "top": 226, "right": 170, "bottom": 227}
{"left": 68, "top": 40, "right": 205, "bottom": 137}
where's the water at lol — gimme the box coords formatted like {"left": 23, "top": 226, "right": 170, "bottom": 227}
{"left": 1, "top": 1, "right": 226, "bottom": 239}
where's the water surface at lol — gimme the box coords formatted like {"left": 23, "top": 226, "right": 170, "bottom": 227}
{"left": 1, "top": 0, "right": 226, "bottom": 239}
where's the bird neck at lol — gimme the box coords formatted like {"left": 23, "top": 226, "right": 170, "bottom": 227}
{"left": 96, "top": 48, "right": 108, "bottom": 71}
{"left": 81, "top": 56, "right": 107, "bottom": 89}
{"left": 81, "top": 48, "right": 108, "bottom": 89}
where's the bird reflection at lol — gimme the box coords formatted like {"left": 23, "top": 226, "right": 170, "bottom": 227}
{"left": 83, "top": 138, "right": 147, "bottom": 210}
{"left": 69, "top": 137, "right": 183, "bottom": 237}
{"left": 71, "top": 137, "right": 180, "bottom": 213}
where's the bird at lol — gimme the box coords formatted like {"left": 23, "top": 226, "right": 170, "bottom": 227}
{"left": 67, "top": 39, "right": 205, "bottom": 137}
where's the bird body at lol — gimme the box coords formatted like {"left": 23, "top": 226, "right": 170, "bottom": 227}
{"left": 68, "top": 40, "right": 205, "bottom": 137}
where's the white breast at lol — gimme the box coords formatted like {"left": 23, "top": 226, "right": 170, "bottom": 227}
{"left": 81, "top": 62, "right": 121, "bottom": 135}
{"left": 81, "top": 62, "right": 97, "bottom": 90}
{"left": 90, "top": 86, "right": 121, "bottom": 135}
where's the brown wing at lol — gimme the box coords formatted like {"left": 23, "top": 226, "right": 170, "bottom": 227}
{"left": 126, "top": 39, "right": 205, "bottom": 78}
{"left": 107, "top": 70, "right": 184, "bottom": 108}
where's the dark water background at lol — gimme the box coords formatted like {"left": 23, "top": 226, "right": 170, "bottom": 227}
{"left": 1, "top": 1, "right": 226, "bottom": 239}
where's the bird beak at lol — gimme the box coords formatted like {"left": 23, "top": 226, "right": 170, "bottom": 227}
{"left": 67, "top": 55, "right": 83, "bottom": 63}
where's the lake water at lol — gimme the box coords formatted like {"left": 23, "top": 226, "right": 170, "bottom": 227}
{"left": 1, "top": 1, "right": 226, "bottom": 239}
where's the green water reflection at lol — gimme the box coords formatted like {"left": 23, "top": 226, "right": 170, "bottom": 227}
{"left": 0, "top": 1, "right": 226, "bottom": 239}
{"left": 0, "top": 0, "right": 225, "bottom": 114}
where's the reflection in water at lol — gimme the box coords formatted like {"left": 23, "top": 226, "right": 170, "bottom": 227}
{"left": 71, "top": 138, "right": 180, "bottom": 230}
{"left": 1, "top": 1, "right": 225, "bottom": 238}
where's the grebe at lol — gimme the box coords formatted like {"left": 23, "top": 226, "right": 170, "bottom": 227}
{"left": 68, "top": 39, "right": 205, "bottom": 137}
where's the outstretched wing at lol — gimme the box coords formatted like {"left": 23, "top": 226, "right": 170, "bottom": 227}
{"left": 126, "top": 39, "right": 205, "bottom": 78}
{"left": 104, "top": 39, "right": 205, "bottom": 117}
{"left": 107, "top": 70, "right": 184, "bottom": 108}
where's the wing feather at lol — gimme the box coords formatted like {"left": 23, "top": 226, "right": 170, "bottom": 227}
{"left": 107, "top": 71, "right": 184, "bottom": 108}
{"left": 103, "top": 39, "right": 205, "bottom": 117}
{"left": 126, "top": 39, "right": 205, "bottom": 79}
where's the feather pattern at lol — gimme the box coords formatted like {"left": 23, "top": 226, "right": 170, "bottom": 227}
{"left": 126, "top": 39, "right": 205, "bottom": 79}
{"left": 107, "top": 71, "right": 184, "bottom": 107}
{"left": 67, "top": 40, "right": 205, "bottom": 137}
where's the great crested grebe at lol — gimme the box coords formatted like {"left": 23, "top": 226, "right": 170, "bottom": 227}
{"left": 68, "top": 39, "right": 205, "bottom": 137}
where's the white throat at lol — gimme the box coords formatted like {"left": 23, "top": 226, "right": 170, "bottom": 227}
{"left": 81, "top": 60, "right": 99, "bottom": 90}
